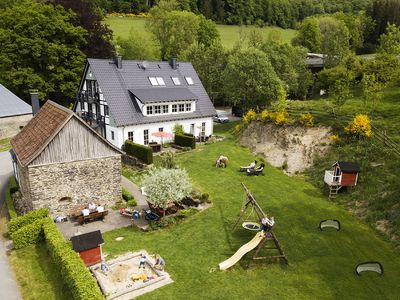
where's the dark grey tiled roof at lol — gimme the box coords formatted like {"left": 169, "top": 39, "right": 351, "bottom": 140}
{"left": 130, "top": 87, "right": 198, "bottom": 103}
{"left": 87, "top": 59, "right": 216, "bottom": 126}
{"left": 0, "top": 84, "right": 32, "bottom": 118}
{"left": 336, "top": 161, "right": 360, "bottom": 173}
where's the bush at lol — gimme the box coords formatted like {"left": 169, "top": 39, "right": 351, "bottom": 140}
{"left": 122, "top": 188, "right": 133, "bottom": 201}
{"left": 299, "top": 113, "right": 314, "bottom": 127}
{"left": 11, "top": 218, "right": 46, "bottom": 249}
{"left": 173, "top": 124, "right": 184, "bottom": 135}
{"left": 176, "top": 208, "right": 198, "bottom": 219}
{"left": 272, "top": 111, "right": 289, "bottom": 126}
{"left": 123, "top": 140, "right": 153, "bottom": 164}
{"left": 243, "top": 109, "right": 257, "bottom": 124}
{"left": 160, "top": 151, "right": 176, "bottom": 169}
{"left": 175, "top": 134, "right": 196, "bottom": 149}
{"left": 200, "top": 193, "right": 209, "bottom": 203}
{"left": 6, "top": 177, "right": 18, "bottom": 219}
{"left": 344, "top": 114, "right": 373, "bottom": 138}
{"left": 8, "top": 208, "right": 49, "bottom": 235}
{"left": 127, "top": 199, "right": 137, "bottom": 207}
{"left": 43, "top": 219, "right": 104, "bottom": 300}
{"left": 329, "top": 134, "right": 340, "bottom": 143}
{"left": 260, "top": 109, "right": 273, "bottom": 122}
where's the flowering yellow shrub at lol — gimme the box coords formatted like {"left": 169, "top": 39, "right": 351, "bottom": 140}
{"left": 107, "top": 12, "right": 148, "bottom": 18}
{"left": 260, "top": 109, "right": 273, "bottom": 122}
{"left": 234, "top": 124, "right": 243, "bottom": 134}
{"left": 344, "top": 114, "right": 373, "bottom": 138}
{"left": 273, "top": 111, "right": 289, "bottom": 126}
{"left": 329, "top": 134, "right": 340, "bottom": 143}
{"left": 243, "top": 109, "right": 258, "bottom": 124}
{"left": 299, "top": 113, "right": 314, "bottom": 127}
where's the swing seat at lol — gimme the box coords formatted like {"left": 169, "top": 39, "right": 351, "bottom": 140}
{"left": 242, "top": 222, "right": 261, "bottom": 231}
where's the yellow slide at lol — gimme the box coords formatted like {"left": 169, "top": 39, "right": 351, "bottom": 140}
{"left": 219, "top": 231, "right": 265, "bottom": 270}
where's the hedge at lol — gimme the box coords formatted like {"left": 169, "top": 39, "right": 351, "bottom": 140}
{"left": 5, "top": 177, "right": 18, "bottom": 219}
{"left": 122, "top": 140, "right": 153, "bottom": 164}
{"left": 8, "top": 208, "right": 49, "bottom": 235}
{"left": 11, "top": 218, "right": 46, "bottom": 249}
{"left": 175, "top": 134, "right": 196, "bottom": 149}
{"left": 43, "top": 219, "right": 104, "bottom": 300}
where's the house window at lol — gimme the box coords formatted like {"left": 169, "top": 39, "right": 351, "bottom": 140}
{"left": 154, "top": 105, "right": 161, "bottom": 114}
{"left": 80, "top": 99, "right": 84, "bottom": 111}
{"left": 156, "top": 77, "right": 165, "bottom": 86}
{"left": 201, "top": 122, "right": 206, "bottom": 136}
{"left": 172, "top": 104, "right": 177, "bottom": 113}
{"left": 179, "top": 104, "right": 185, "bottom": 112}
{"left": 128, "top": 131, "right": 134, "bottom": 141}
{"left": 149, "top": 77, "right": 158, "bottom": 86}
{"left": 185, "top": 77, "right": 194, "bottom": 85}
{"left": 163, "top": 105, "right": 169, "bottom": 114}
{"left": 144, "top": 129, "right": 149, "bottom": 145}
{"left": 185, "top": 103, "right": 191, "bottom": 111}
{"left": 104, "top": 105, "right": 109, "bottom": 116}
{"left": 147, "top": 106, "right": 153, "bottom": 115}
{"left": 159, "top": 127, "right": 163, "bottom": 132}
{"left": 111, "top": 131, "right": 115, "bottom": 140}
{"left": 190, "top": 124, "right": 194, "bottom": 135}
{"left": 172, "top": 77, "right": 181, "bottom": 85}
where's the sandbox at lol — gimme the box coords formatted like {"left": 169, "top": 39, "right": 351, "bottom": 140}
{"left": 90, "top": 251, "right": 173, "bottom": 300}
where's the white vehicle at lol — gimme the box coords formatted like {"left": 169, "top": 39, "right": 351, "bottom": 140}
{"left": 213, "top": 111, "right": 229, "bottom": 123}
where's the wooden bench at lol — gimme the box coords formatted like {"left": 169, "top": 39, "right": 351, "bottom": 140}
{"left": 78, "top": 210, "right": 108, "bottom": 225}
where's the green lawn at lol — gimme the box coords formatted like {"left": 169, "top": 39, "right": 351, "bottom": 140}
{"left": 105, "top": 17, "right": 297, "bottom": 48}
{"left": 103, "top": 122, "right": 400, "bottom": 299}
{"left": 8, "top": 243, "right": 72, "bottom": 300}
{"left": 0, "top": 137, "right": 11, "bottom": 152}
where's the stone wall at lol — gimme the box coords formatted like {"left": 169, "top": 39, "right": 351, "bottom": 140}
{"left": 14, "top": 164, "right": 34, "bottom": 214}
{"left": 27, "top": 156, "right": 121, "bottom": 216}
{"left": 0, "top": 114, "right": 32, "bottom": 139}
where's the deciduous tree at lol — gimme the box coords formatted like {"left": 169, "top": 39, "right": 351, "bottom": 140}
{"left": 0, "top": 0, "right": 86, "bottom": 105}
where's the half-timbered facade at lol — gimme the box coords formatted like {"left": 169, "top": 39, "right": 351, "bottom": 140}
{"left": 74, "top": 57, "right": 216, "bottom": 148}
{"left": 11, "top": 101, "right": 123, "bottom": 215}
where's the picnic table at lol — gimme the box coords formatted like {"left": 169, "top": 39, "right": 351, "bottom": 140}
{"left": 78, "top": 210, "right": 109, "bottom": 225}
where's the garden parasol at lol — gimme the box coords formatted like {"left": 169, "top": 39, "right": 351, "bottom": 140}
{"left": 151, "top": 131, "right": 174, "bottom": 146}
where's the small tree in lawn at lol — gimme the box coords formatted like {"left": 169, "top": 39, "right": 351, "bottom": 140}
{"left": 142, "top": 168, "right": 192, "bottom": 216}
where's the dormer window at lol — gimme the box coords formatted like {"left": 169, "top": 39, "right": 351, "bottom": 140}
{"left": 147, "top": 106, "right": 153, "bottom": 115}
{"left": 185, "top": 77, "right": 194, "bottom": 85}
{"left": 149, "top": 77, "right": 166, "bottom": 86}
{"left": 179, "top": 104, "right": 185, "bottom": 112}
{"left": 186, "top": 103, "right": 191, "bottom": 111}
{"left": 172, "top": 77, "right": 181, "bottom": 85}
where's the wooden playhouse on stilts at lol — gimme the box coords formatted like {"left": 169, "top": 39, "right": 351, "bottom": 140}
{"left": 324, "top": 161, "right": 360, "bottom": 198}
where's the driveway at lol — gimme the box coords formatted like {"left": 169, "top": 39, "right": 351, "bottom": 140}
{"left": 0, "top": 151, "right": 22, "bottom": 300}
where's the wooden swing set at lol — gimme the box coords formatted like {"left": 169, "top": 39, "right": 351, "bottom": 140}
{"left": 232, "top": 183, "right": 288, "bottom": 265}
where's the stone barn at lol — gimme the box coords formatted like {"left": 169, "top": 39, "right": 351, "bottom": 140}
{"left": 11, "top": 100, "right": 123, "bottom": 215}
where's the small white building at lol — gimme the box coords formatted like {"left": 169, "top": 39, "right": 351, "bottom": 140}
{"left": 0, "top": 84, "right": 33, "bottom": 138}
{"left": 74, "top": 57, "right": 216, "bottom": 148}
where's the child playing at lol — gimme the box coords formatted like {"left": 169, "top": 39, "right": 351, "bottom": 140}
{"left": 138, "top": 253, "right": 147, "bottom": 269}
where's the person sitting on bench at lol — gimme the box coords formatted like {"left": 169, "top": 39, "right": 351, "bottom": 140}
{"left": 88, "top": 202, "right": 97, "bottom": 210}
{"left": 247, "top": 163, "right": 265, "bottom": 175}
{"left": 240, "top": 160, "right": 257, "bottom": 172}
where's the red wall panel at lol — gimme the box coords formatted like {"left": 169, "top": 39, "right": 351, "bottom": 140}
{"left": 341, "top": 172, "right": 357, "bottom": 186}
{"left": 79, "top": 246, "right": 101, "bottom": 266}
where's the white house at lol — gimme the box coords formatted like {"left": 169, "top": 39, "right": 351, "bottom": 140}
{"left": 74, "top": 57, "right": 216, "bottom": 148}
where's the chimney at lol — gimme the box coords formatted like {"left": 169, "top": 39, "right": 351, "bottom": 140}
{"left": 170, "top": 58, "right": 177, "bottom": 70}
{"left": 30, "top": 90, "right": 40, "bottom": 115}
{"left": 116, "top": 55, "right": 122, "bottom": 69}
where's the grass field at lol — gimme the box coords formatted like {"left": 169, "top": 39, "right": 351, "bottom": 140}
{"left": 0, "top": 137, "right": 11, "bottom": 152}
{"left": 8, "top": 243, "right": 72, "bottom": 300}
{"left": 105, "top": 17, "right": 297, "bottom": 48}
{"left": 103, "top": 122, "right": 400, "bottom": 300}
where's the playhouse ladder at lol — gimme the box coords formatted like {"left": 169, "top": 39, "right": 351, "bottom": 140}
{"left": 329, "top": 185, "right": 342, "bottom": 199}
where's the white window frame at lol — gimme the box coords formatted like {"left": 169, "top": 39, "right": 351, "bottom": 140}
{"left": 154, "top": 105, "right": 161, "bottom": 114}
{"left": 172, "top": 104, "right": 177, "bottom": 113}
{"left": 172, "top": 77, "right": 181, "bottom": 85}
{"left": 185, "top": 77, "right": 194, "bottom": 85}
{"left": 128, "top": 131, "right": 134, "bottom": 141}
{"left": 179, "top": 104, "right": 185, "bottom": 112}
{"left": 163, "top": 105, "right": 169, "bottom": 113}
{"left": 144, "top": 129, "right": 149, "bottom": 145}
{"left": 147, "top": 106, "right": 153, "bottom": 115}
{"left": 185, "top": 103, "right": 191, "bottom": 111}
{"left": 111, "top": 131, "right": 115, "bottom": 140}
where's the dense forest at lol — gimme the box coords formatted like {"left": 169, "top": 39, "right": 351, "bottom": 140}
{"left": 99, "top": 0, "right": 372, "bottom": 28}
